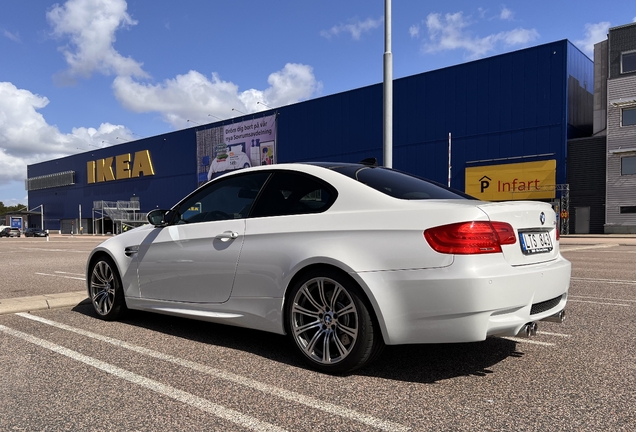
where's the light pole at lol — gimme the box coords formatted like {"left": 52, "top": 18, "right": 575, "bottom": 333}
{"left": 383, "top": 0, "right": 393, "bottom": 168}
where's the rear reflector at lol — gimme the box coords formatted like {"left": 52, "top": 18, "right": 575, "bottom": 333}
{"left": 424, "top": 221, "right": 517, "bottom": 254}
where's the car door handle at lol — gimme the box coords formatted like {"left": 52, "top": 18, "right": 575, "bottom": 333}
{"left": 215, "top": 231, "right": 239, "bottom": 241}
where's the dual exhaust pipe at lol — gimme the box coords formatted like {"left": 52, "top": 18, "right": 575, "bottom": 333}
{"left": 516, "top": 309, "right": 566, "bottom": 338}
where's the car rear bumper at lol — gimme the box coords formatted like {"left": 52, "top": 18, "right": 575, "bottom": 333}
{"left": 354, "top": 254, "right": 571, "bottom": 345}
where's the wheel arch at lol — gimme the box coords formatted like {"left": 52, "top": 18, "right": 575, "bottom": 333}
{"left": 282, "top": 262, "right": 388, "bottom": 344}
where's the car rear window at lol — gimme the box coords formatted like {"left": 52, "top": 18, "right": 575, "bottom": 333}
{"left": 315, "top": 163, "right": 472, "bottom": 200}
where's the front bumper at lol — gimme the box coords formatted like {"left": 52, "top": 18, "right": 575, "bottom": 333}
{"left": 355, "top": 254, "right": 571, "bottom": 345}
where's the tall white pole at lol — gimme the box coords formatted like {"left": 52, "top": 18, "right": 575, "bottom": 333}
{"left": 41, "top": 204, "right": 44, "bottom": 230}
{"left": 79, "top": 204, "right": 82, "bottom": 235}
{"left": 383, "top": 0, "right": 393, "bottom": 168}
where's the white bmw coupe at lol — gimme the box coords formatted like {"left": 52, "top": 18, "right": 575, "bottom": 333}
{"left": 87, "top": 161, "right": 571, "bottom": 373}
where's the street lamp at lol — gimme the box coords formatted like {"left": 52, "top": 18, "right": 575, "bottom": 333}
{"left": 257, "top": 101, "right": 273, "bottom": 109}
{"left": 187, "top": 119, "right": 201, "bottom": 125}
{"left": 208, "top": 114, "right": 224, "bottom": 121}
{"left": 231, "top": 108, "right": 246, "bottom": 115}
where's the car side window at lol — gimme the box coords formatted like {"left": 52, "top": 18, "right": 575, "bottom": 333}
{"left": 175, "top": 172, "right": 270, "bottom": 224}
{"left": 250, "top": 171, "right": 337, "bottom": 218}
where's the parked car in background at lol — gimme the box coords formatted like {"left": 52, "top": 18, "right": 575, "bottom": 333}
{"left": 24, "top": 228, "right": 49, "bottom": 237}
{"left": 0, "top": 227, "right": 21, "bottom": 237}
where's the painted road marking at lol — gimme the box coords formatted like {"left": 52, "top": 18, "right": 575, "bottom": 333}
{"left": 571, "top": 277, "right": 636, "bottom": 286}
{"left": 561, "top": 244, "right": 617, "bottom": 252}
{"left": 0, "top": 324, "right": 286, "bottom": 432}
{"left": 567, "top": 299, "right": 630, "bottom": 307}
{"left": 501, "top": 337, "right": 555, "bottom": 346}
{"left": 16, "top": 313, "right": 410, "bottom": 432}
{"left": 537, "top": 331, "right": 571, "bottom": 337}
{"left": 570, "top": 295, "right": 636, "bottom": 303}
{"left": 35, "top": 272, "right": 84, "bottom": 281}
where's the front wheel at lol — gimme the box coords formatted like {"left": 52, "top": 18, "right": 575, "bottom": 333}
{"left": 88, "top": 255, "right": 127, "bottom": 320}
{"left": 286, "top": 269, "right": 383, "bottom": 374}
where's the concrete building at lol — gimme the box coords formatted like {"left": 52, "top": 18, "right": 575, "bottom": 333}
{"left": 604, "top": 22, "right": 636, "bottom": 233}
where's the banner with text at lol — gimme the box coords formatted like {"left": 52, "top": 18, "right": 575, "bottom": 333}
{"left": 195, "top": 114, "right": 276, "bottom": 185}
{"left": 465, "top": 160, "right": 557, "bottom": 200}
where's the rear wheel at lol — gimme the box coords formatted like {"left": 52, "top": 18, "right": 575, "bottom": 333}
{"left": 88, "top": 256, "right": 127, "bottom": 320}
{"left": 286, "top": 269, "right": 383, "bottom": 374}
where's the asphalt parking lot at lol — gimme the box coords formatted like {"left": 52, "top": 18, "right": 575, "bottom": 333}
{"left": 0, "top": 234, "right": 634, "bottom": 431}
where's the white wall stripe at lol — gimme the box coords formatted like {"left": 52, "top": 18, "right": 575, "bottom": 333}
{"left": 0, "top": 324, "right": 285, "bottom": 432}
{"left": 15, "top": 313, "right": 409, "bottom": 432}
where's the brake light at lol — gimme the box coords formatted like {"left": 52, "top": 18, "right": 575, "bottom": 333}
{"left": 424, "top": 221, "right": 517, "bottom": 254}
{"left": 556, "top": 228, "right": 560, "bottom": 241}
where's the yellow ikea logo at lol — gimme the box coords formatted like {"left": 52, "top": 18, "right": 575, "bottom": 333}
{"left": 87, "top": 150, "right": 155, "bottom": 184}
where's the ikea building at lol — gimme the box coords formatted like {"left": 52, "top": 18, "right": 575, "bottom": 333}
{"left": 26, "top": 40, "right": 596, "bottom": 235}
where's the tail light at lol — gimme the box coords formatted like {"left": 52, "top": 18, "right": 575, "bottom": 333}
{"left": 424, "top": 221, "right": 517, "bottom": 254}
{"left": 556, "top": 228, "right": 560, "bottom": 241}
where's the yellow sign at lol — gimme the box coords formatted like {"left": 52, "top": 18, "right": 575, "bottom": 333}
{"left": 87, "top": 150, "right": 155, "bottom": 184}
{"left": 465, "top": 160, "right": 556, "bottom": 200}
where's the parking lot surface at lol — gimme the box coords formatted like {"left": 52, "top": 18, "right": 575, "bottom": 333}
{"left": 0, "top": 234, "right": 634, "bottom": 430}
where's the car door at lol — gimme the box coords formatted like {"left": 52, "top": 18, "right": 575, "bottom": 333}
{"left": 137, "top": 171, "right": 270, "bottom": 303}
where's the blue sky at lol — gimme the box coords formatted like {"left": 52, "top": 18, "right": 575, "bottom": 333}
{"left": 1, "top": 0, "right": 635, "bottom": 206}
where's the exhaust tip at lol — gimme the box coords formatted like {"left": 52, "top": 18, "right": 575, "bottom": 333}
{"left": 541, "top": 309, "right": 566, "bottom": 324}
{"left": 517, "top": 322, "right": 538, "bottom": 338}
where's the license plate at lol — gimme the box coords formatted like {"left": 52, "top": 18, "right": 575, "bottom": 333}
{"left": 519, "top": 231, "right": 553, "bottom": 255}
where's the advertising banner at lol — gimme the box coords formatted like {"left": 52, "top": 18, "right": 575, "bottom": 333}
{"left": 196, "top": 114, "right": 276, "bottom": 186}
{"left": 10, "top": 216, "right": 23, "bottom": 230}
{"left": 465, "top": 159, "right": 557, "bottom": 201}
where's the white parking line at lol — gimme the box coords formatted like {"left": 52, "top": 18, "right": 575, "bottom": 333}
{"left": 570, "top": 295, "right": 636, "bottom": 303}
{"left": 15, "top": 313, "right": 410, "bottom": 432}
{"left": 34, "top": 272, "right": 84, "bottom": 281}
{"left": 537, "top": 331, "right": 571, "bottom": 337}
{"left": 571, "top": 277, "right": 636, "bottom": 286}
{"left": 561, "top": 244, "right": 617, "bottom": 252}
{"left": 501, "top": 337, "right": 555, "bottom": 346}
{"left": 567, "top": 299, "right": 630, "bottom": 306}
{"left": 0, "top": 324, "right": 286, "bottom": 432}
{"left": 55, "top": 271, "right": 85, "bottom": 276}
{"left": 20, "top": 247, "right": 88, "bottom": 253}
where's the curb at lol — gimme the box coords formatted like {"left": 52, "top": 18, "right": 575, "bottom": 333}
{"left": 0, "top": 291, "right": 89, "bottom": 315}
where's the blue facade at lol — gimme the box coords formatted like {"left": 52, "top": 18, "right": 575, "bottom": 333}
{"left": 28, "top": 40, "right": 593, "bottom": 229}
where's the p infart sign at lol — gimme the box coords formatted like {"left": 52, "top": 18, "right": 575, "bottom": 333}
{"left": 465, "top": 160, "right": 556, "bottom": 200}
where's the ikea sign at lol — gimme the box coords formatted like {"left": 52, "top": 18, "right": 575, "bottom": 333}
{"left": 87, "top": 150, "right": 155, "bottom": 184}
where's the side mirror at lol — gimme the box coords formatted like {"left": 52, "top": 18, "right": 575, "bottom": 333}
{"left": 147, "top": 209, "right": 175, "bottom": 227}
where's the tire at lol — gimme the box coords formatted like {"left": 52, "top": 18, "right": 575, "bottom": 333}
{"left": 286, "top": 268, "right": 383, "bottom": 374}
{"left": 88, "top": 255, "right": 127, "bottom": 320}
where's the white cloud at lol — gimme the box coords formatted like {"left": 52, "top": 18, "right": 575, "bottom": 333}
{"left": 321, "top": 17, "right": 383, "bottom": 40}
{"left": 112, "top": 63, "right": 322, "bottom": 128}
{"left": 0, "top": 82, "right": 128, "bottom": 185}
{"left": 423, "top": 11, "right": 539, "bottom": 59}
{"left": 47, "top": 0, "right": 148, "bottom": 80}
{"left": 574, "top": 22, "right": 610, "bottom": 56}
{"left": 3, "top": 29, "right": 20, "bottom": 42}
{"left": 409, "top": 24, "right": 420, "bottom": 38}
{"left": 500, "top": 7, "right": 514, "bottom": 21}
